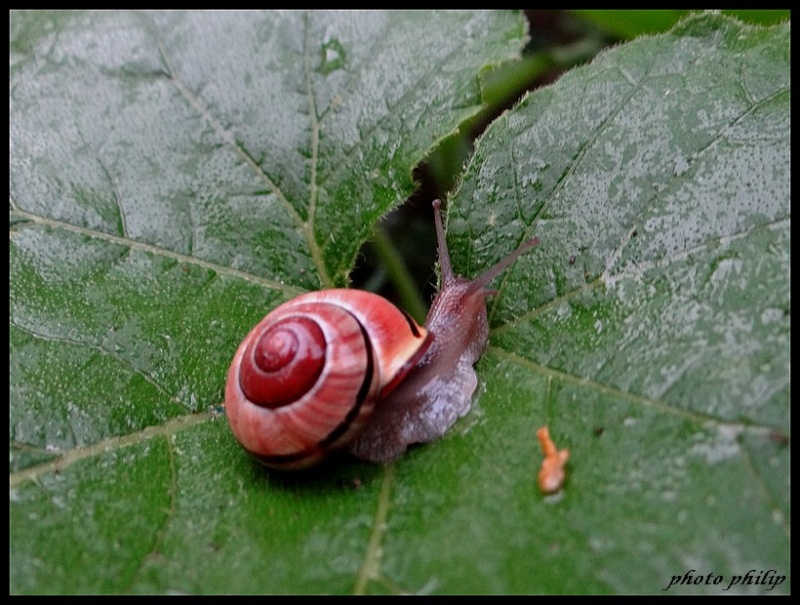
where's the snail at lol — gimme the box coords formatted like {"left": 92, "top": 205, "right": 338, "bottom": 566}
{"left": 225, "top": 200, "right": 539, "bottom": 470}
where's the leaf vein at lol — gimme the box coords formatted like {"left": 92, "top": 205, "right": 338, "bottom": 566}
{"left": 136, "top": 12, "right": 329, "bottom": 284}
{"left": 353, "top": 463, "right": 395, "bottom": 595}
{"left": 317, "top": 31, "right": 470, "bottom": 191}
{"left": 738, "top": 435, "right": 791, "bottom": 540}
{"left": 602, "top": 82, "right": 790, "bottom": 279}
{"left": 489, "top": 75, "right": 645, "bottom": 323}
{"left": 96, "top": 155, "right": 128, "bottom": 238}
{"left": 10, "top": 321, "right": 182, "bottom": 407}
{"left": 489, "top": 346, "right": 786, "bottom": 435}
{"left": 10, "top": 208, "right": 305, "bottom": 298}
{"left": 125, "top": 434, "right": 180, "bottom": 592}
{"left": 602, "top": 216, "right": 790, "bottom": 285}
{"left": 8, "top": 411, "right": 213, "bottom": 489}
{"left": 302, "top": 13, "right": 332, "bottom": 288}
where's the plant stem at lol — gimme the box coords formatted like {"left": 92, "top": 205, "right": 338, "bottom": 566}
{"left": 370, "top": 226, "right": 429, "bottom": 324}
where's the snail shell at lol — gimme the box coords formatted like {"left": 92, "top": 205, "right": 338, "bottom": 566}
{"left": 225, "top": 289, "right": 431, "bottom": 470}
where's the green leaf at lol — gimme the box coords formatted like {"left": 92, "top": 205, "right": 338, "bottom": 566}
{"left": 438, "top": 12, "right": 789, "bottom": 594}
{"left": 9, "top": 11, "right": 789, "bottom": 595}
{"left": 574, "top": 9, "right": 790, "bottom": 39}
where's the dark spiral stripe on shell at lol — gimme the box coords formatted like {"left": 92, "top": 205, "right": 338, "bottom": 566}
{"left": 398, "top": 308, "right": 423, "bottom": 338}
{"left": 249, "top": 446, "right": 321, "bottom": 468}
{"left": 318, "top": 316, "right": 375, "bottom": 448}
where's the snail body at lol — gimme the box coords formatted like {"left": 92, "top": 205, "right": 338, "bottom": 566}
{"left": 225, "top": 200, "right": 538, "bottom": 470}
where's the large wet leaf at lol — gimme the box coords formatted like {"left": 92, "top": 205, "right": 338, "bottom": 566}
{"left": 10, "top": 11, "right": 789, "bottom": 595}
{"left": 437, "top": 14, "right": 790, "bottom": 594}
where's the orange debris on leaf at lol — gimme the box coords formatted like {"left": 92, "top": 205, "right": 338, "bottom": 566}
{"left": 537, "top": 426, "right": 569, "bottom": 494}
